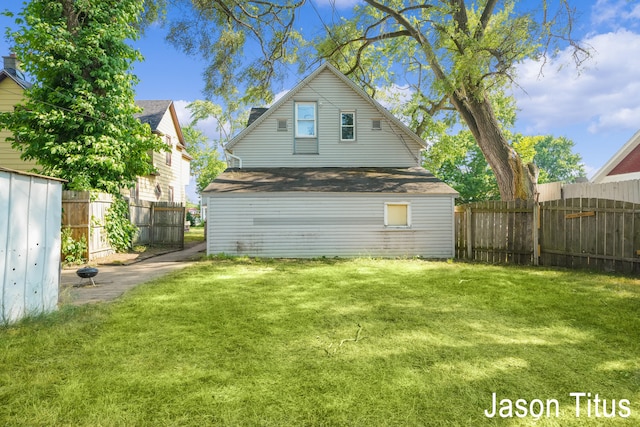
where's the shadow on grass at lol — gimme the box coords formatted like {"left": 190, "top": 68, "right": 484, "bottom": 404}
{"left": 1, "top": 258, "right": 638, "bottom": 426}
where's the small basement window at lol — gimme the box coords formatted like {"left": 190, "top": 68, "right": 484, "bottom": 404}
{"left": 384, "top": 202, "right": 411, "bottom": 228}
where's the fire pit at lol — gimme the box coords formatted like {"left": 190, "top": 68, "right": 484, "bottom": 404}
{"left": 76, "top": 267, "right": 99, "bottom": 286}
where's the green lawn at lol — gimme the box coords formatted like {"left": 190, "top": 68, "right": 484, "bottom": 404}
{"left": 184, "top": 226, "right": 205, "bottom": 245}
{"left": 1, "top": 258, "right": 638, "bottom": 426}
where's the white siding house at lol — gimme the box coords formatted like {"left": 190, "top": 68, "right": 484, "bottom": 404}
{"left": 203, "top": 63, "right": 458, "bottom": 258}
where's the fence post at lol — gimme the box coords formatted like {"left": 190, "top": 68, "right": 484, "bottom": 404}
{"left": 465, "top": 206, "right": 472, "bottom": 260}
{"left": 150, "top": 203, "right": 155, "bottom": 246}
{"left": 532, "top": 202, "right": 540, "bottom": 266}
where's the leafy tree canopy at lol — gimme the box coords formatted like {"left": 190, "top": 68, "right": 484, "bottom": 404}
{"left": 425, "top": 131, "right": 586, "bottom": 204}
{"left": 144, "top": 0, "right": 588, "bottom": 201}
{"left": 1, "top": 0, "right": 165, "bottom": 194}
{"left": 182, "top": 125, "right": 227, "bottom": 194}
{"left": 183, "top": 100, "right": 249, "bottom": 193}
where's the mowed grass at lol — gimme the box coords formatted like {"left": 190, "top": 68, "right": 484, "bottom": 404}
{"left": 184, "top": 226, "right": 205, "bottom": 245}
{"left": 1, "top": 258, "right": 639, "bottom": 426}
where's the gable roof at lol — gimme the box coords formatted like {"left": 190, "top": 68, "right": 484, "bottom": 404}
{"left": 225, "top": 62, "right": 426, "bottom": 151}
{"left": 203, "top": 167, "right": 458, "bottom": 195}
{"left": 0, "top": 69, "right": 32, "bottom": 90}
{"left": 591, "top": 129, "right": 640, "bottom": 183}
{"left": 135, "top": 100, "right": 173, "bottom": 130}
{"left": 135, "top": 100, "right": 187, "bottom": 150}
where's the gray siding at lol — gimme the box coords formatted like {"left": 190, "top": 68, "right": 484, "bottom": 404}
{"left": 207, "top": 193, "right": 455, "bottom": 258}
{"left": 231, "top": 69, "right": 424, "bottom": 168}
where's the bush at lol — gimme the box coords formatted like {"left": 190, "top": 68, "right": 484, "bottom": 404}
{"left": 104, "top": 196, "right": 137, "bottom": 252}
{"left": 61, "top": 227, "right": 87, "bottom": 265}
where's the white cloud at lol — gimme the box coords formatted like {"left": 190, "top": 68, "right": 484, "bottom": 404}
{"left": 173, "top": 99, "right": 224, "bottom": 142}
{"left": 514, "top": 29, "right": 640, "bottom": 134}
{"left": 591, "top": 0, "right": 640, "bottom": 29}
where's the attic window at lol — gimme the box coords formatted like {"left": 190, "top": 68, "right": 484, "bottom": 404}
{"left": 372, "top": 119, "right": 382, "bottom": 130}
{"left": 277, "top": 119, "right": 288, "bottom": 131}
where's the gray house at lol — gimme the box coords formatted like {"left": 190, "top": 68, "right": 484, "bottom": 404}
{"left": 203, "top": 63, "right": 458, "bottom": 258}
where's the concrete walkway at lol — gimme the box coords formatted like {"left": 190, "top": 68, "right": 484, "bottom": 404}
{"left": 60, "top": 242, "right": 207, "bottom": 305}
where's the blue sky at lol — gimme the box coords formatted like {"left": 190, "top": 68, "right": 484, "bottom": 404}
{"left": 2, "top": 0, "right": 640, "bottom": 201}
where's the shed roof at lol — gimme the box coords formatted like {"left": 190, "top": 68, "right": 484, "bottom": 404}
{"left": 0, "top": 166, "right": 67, "bottom": 182}
{"left": 203, "top": 167, "right": 458, "bottom": 195}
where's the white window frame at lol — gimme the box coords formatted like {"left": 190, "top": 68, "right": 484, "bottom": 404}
{"left": 340, "top": 111, "right": 356, "bottom": 142}
{"left": 295, "top": 102, "right": 317, "bottom": 138}
{"left": 384, "top": 202, "right": 412, "bottom": 228}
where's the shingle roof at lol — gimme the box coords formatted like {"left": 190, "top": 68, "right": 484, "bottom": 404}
{"left": 134, "top": 100, "right": 172, "bottom": 131}
{"left": 203, "top": 167, "right": 458, "bottom": 195}
{"left": 247, "top": 107, "right": 269, "bottom": 126}
{"left": 0, "top": 69, "right": 32, "bottom": 89}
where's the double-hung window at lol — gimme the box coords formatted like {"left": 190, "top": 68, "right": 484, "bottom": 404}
{"left": 295, "top": 102, "right": 317, "bottom": 138}
{"left": 340, "top": 111, "right": 356, "bottom": 141}
{"left": 294, "top": 102, "right": 318, "bottom": 154}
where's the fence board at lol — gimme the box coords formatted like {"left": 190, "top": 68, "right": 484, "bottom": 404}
{"left": 453, "top": 200, "right": 535, "bottom": 265}
{"left": 62, "top": 192, "right": 186, "bottom": 260}
{"left": 454, "top": 198, "right": 640, "bottom": 273}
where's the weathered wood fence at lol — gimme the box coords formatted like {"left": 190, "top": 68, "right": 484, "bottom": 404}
{"left": 130, "top": 200, "right": 186, "bottom": 247}
{"left": 455, "top": 198, "right": 640, "bottom": 274}
{"left": 538, "top": 180, "right": 640, "bottom": 204}
{"left": 61, "top": 191, "right": 185, "bottom": 261}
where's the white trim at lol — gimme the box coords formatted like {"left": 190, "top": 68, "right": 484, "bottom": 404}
{"left": 598, "top": 171, "right": 640, "bottom": 183}
{"left": 294, "top": 101, "right": 317, "bottom": 138}
{"left": 591, "top": 129, "right": 640, "bottom": 183}
{"left": 340, "top": 110, "right": 356, "bottom": 142}
{"left": 384, "top": 202, "right": 412, "bottom": 228}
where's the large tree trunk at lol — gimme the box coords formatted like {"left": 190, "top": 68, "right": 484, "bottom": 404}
{"left": 451, "top": 92, "right": 538, "bottom": 201}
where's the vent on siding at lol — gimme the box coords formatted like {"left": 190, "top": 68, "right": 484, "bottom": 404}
{"left": 277, "top": 119, "right": 288, "bottom": 131}
{"left": 372, "top": 119, "right": 382, "bottom": 130}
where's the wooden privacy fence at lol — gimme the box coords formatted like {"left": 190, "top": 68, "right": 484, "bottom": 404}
{"left": 130, "top": 200, "right": 185, "bottom": 248}
{"left": 455, "top": 198, "right": 640, "bottom": 274}
{"left": 62, "top": 191, "right": 186, "bottom": 261}
{"left": 538, "top": 180, "right": 640, "bottom": 204}
{"left": 61, "top": 191, "right": 113, "bottom": 260}
{"left": 455, "top": 200, "right": 538, "bottom": 265}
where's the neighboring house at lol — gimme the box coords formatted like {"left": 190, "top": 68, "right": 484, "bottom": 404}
{"left": 203, "top": 63, "right": 458, "bottom": 258}
{"left": 132, "top": 100, "right": 192, "bottom": 204}
{"left": 591, "top": 129, "right": 640, "bottom": 183}
{"left": 0, "top": 54, "right": 38, "bottom": 172}
{"left": 0, "top": 55, "right": 191, "bottom": 203}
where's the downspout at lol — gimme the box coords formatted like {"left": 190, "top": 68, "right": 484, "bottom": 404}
{"left": 224, "top": 151, "right": 242, "bottom": 169}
